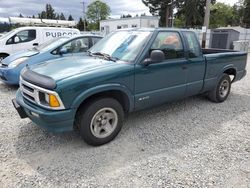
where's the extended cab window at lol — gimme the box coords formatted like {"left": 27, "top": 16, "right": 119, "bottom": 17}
{"left": 151, "top": 32, "right": 184, "bottom": 59}
{"left": 60, "top": 37, "right": 89, "bottom": 53}
{"left": 183, "top": 31, "right": 201, "bottom": 58}
{"left": 6, "top": 30, "right": 36, "bottom": 45}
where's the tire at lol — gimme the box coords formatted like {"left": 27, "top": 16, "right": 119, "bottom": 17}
{"left": 76, "top": 97, "right": 124, "bottom": 146}
{"left": 0, "top": 54, "right": 8, "bottom": 61}
{"left": 208, "top": 73, "right": 231, "bottom": 103}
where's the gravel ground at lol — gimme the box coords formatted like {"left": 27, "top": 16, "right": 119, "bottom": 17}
{"left": 0, "top": 57, "right": 250, "bottom": 188}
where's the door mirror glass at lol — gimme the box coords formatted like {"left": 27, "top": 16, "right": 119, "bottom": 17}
{"left": 143, "top": 50, "right": 165, "bottom": 65}
{"left": 59, "top": 47, "right": 68, "bottom": 55}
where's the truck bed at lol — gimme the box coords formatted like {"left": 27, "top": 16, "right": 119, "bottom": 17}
{"left": 201, "top": 48, "right": 247, "bottom": 93}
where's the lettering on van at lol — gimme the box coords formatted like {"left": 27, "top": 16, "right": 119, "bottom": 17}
{"left": 45, "top": 32, "right": 78, "bottom": 38}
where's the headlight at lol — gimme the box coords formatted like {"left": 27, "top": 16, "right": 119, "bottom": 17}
{"left": 38, "top": 91, "right": 63, "bottom": 109}
{"left": 8, "top": 57, "right": 29, "bottom": 68}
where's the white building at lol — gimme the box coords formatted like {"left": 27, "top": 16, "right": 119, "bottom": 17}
{"left": 100, "top": 16, "right": 159, "bottom": 35}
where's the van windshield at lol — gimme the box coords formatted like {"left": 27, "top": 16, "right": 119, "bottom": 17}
{"left": 34, "top": 37, "right": 69, "bottom": 51}
{"left": 0, "top": 30, "right": 16, "bottom": 40}
{"left": 89, "top": 30, "right": 152, "bottom": 63}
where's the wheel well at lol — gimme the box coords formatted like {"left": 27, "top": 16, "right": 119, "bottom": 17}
{"left": 0, "top": 53, "right": 9, "bottom": 57}
{"left": 224, "top": 68, "right": 236, "bottom": 82}
{"left": 78, "top": 90, "right": 130, "bottom": 114}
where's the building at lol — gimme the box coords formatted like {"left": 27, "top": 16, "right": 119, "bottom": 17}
{"left": 100, "top": 16, "right": 159, "bottom": 35}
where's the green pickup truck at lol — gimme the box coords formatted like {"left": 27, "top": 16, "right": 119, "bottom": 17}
{"left": 13, "top": 28, "right": 247, "bottom": 146}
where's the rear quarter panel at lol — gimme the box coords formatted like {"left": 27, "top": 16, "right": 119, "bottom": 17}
{"left": 203, "top": 52, "right": 247, "bottom": 92}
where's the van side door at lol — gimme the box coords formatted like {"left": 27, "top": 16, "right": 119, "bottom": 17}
{"left": 182, "top": 31, "right": 206, "bottom": 96}
{"left": 134, "top": 31, "right": 188, "bottom": 110}
{"left": 6, "top": 29, "right": 37, "bottom": 53}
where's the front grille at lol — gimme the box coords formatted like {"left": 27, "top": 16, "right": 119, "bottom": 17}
{"left": 20, "top": 79, "right": 37, "bottom": 104}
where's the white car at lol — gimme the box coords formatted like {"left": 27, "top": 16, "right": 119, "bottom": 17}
{"left": 0, "top": 27, "right": 80, "bottom": 60}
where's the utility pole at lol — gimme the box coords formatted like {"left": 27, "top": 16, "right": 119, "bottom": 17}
{"left": 81, "top": 1, "right": 86, "bottom": 31}
{"left": 202, "top": 0, "right": 211, "bottom": 48}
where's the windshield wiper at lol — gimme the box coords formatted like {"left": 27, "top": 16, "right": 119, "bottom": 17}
{"left": 88, "top": 51, "right": 118, "bottom": 62}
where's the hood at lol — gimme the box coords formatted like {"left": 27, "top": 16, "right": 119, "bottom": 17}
{"left": 2, "top": 49, "right": 39, "bottom": 65}
{"left": 30, "top": 56, "right": 122, "bottom": 82}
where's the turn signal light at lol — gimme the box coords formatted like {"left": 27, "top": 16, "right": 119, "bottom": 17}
{"left": 49, "top": 94, "right": 60, "bottom": 107}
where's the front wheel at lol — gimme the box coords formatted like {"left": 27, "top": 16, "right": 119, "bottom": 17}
{"left": 208, "top": 74, "right": 231, "bottom": 103}
{"left": 76, "top": 98, "right": 124, "bottom": 146}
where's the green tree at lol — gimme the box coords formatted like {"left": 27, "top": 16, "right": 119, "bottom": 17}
{"left": 77, "top": 18, "right": 85, "bottom": 31}
{"left": 38, "top": 4, "right": 56, "bottom": 19}
{"left": 59, "top": 13, "right": 66, "bottom": 20}
{"left": 68, "top": 15, "right": 74, "bottom": 21}
{"left": 86, "top": 0, "right": 111, "bottom": 30}
{"left": 210, "top": 2, "right": 234, "bottom": 28}
{"left": 19, "top": 13, "right": 24, "bottom": 18}
{"left": 243, "top": 0, "right": 250, "bottom": 27}
{"left": 175, "top": 0, "right": 216, "bottom": 28}
{"left": 142, "top": 0, "right": 176, "bottom": 27}
{"left": 45, "top": 4, "right": 56, "bottom": 19}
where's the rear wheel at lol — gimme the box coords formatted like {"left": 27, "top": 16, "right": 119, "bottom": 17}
{"left": 208, "top": 74, "right": 231, "bottom": 103}
{"left": 76, "top": 97, "right": 124, "bottom": 146}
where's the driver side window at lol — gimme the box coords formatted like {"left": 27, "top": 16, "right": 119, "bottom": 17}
{"left": 59, "top": 37, "right": 89, "bottom": 54}
{"left": 6, "top": 30, "right": 36, "bottom": 45}
{"left": 150, "top": 32, "right": 184, "bottom": 60}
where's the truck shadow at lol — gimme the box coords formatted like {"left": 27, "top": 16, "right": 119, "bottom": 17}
{"left": 14, "top": 92, "right": 250, "bottom": 184}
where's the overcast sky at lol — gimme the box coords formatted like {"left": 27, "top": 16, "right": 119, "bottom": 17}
{"left": 0, "top": 0, "right": 239, "bottom": 20}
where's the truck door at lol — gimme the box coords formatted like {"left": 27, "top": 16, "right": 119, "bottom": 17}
{"left": 6, "top": 29, "right": 37, "bottom": 53}
{"left": 182, "top": 31, "right": 206, "bottom": 96}
{"left": 134, "top": 31, "right": 188, "bottom": 110}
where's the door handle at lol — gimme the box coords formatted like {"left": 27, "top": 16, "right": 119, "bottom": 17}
{"left": 33, "top": 43, "right": 39, "bottom": 46}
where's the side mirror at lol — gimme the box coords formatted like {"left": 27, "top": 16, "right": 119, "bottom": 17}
{"left": 59, "top": 48, "right": 68, "bottom": 55}
{"left": 14, "top": 36, "right": 20, "bottom": 43}
{"left": 143, "top": 50, "right": 165, "bottom": 66}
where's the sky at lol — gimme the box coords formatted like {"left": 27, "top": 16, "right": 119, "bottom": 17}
{"left": 0, "top": 0, "right": 239, "bottom": 21}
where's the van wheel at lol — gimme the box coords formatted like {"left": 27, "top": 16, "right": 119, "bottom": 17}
{"left": 0, "top": 54, "right": 8, "bottom": 61}
{"left": 76, "top": 98, "right": 124, "bottom": 146}
{"left": 208, "top": 74, "right": 231, "bottom": 103}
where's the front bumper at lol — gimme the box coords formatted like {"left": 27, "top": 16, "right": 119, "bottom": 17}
{"left": 0, "top": 67, "right": 20, "bottom": 85}
{"left": 14, "top": 89, "right": 76, "bottom": 132}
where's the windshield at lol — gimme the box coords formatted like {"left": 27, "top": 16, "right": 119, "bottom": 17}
{"left": 89, "top": 30, "right": 152, "bottom": 63}
{"left": 0, "top": 30, "right": 16, "bottom": 40}
{"left": 35, "top": 37, "right": 69, "bottom": 51}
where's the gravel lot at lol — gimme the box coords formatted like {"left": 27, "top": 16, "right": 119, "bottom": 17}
{"left": 0, "top": 57, "right": 249, "bottom": 188}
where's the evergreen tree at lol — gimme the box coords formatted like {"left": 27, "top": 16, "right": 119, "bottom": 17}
{"left": 59, "top": 13, "right": 66, "bottom": 20}
{"left": 68, "top": 15, "right": 74, "bottom": 21}
{"left": 243, "top": 0, "right": 250, "bottom": 27}
{"left": 77, "top": 18, "right": 85, "bottom": 31}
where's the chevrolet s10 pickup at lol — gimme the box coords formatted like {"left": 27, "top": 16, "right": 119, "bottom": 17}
{"left": 12, "top": 28, "right": 247, "bottom": 146}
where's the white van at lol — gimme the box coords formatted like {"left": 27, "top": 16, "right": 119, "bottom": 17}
{"left": 0, "top": 27, "right": 80, "bottom": 60}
